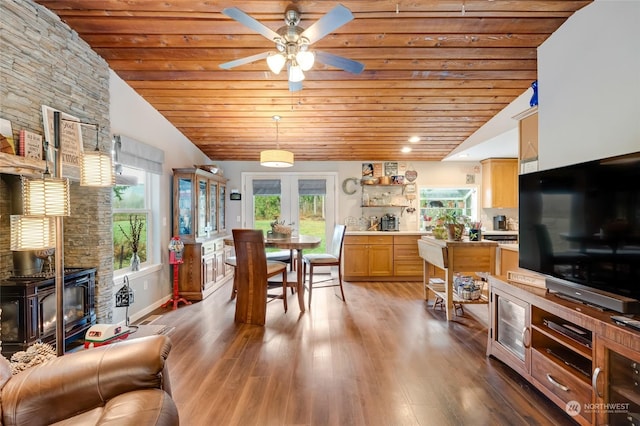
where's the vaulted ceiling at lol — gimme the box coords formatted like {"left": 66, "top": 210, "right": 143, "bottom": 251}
{"left": 35, "top": 0, "right": 591, "bottom": 162}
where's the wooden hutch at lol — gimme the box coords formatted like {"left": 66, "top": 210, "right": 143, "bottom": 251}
{"left": 172, "top": 167, "right": 233, "bottom": 301}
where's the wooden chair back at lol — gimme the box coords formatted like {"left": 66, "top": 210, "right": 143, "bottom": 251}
{"left": 232, "top": 229, "right": 268, "bottom": 324}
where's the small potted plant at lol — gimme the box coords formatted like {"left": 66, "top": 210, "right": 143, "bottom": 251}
{"left": 436, "top": 211, "right": 470, "bottom": 241}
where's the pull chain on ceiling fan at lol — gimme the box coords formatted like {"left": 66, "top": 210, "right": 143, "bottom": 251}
{"left": 220, "top": 4, "right": 365, "bottom": 91}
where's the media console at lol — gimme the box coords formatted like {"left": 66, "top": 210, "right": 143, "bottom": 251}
{"left": 487, "top": 275, "right": 640, "bottom": 425}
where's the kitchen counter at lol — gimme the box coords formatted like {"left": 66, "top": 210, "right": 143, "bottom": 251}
{"left": 345, "top": 230, "right": 429, "bottom": 236}
{"left": 482, "top": 230, "right": 519, "bottom": 236}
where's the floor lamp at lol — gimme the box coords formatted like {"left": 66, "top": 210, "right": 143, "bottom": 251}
{"left": 11, "top": 112, "right": 113, "bottom": 355}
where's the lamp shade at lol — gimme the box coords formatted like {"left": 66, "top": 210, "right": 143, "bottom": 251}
{"left": 266, "top": 53, "right": 286, "bottom": 74}
{"left": 10, "top": 215, "right": 56, "bottom": 250}
{"left": 81, "top": 151, "right": 115, "bottom": 187}
{"left": 22, "top": 177, "right": 70, "bottom": 216}
{"left": 260, "top": 149, "right": 294, "bottom": 168}
{"left": 288, "top": 64, "right": 305, "bottom": 82}
{"left": 296, "top": 50, "right": 315, "bottom": 71}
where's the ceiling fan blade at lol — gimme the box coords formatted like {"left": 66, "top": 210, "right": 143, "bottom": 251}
{"left": 300, "top": 4, "right": 354, "bottom": 45}
{"left": 289, "top": 81, "right": 303, "bottom": 92}
{"left": 222, "top": 7, "right": 280, "bottom": 41}
{"left": 219, "top": 51, "right": 271, "bottom": 70}
{"left": 315, "top": 51, "right": 365, "bottom": 74}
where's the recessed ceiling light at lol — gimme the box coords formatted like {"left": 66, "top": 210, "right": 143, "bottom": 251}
{"left": 408, "top": 136, "right": 420, "bottom": 143}
{"left": 458, "top": 153, "right": 469, "bottom": 158}
{"left": 401, "top": 147, "right": 412, "bottom": 153}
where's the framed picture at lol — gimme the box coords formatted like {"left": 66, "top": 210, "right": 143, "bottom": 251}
{"left": 362, "top": 163, "right": 374, "bottom": 177}
{"left": 42, "top": 105, "right": 83, "bottom": 179}
{"left": 0, "top": 118, "right": 16, "bottom": 155}
{"left": 384, "top": 162, "right": 398, "bottom": 176}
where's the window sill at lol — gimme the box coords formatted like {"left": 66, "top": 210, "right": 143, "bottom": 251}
{"left": 113, "top": 263, "right": 163, "bottom": 282}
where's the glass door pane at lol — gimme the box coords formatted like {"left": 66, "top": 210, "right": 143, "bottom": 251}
{"left": 252, "top": 178, "right": 282, "bottom": 237}
{"left": 209, "top": 181, "right": 218, "bottom": 233}
{"left": 298, "top": 179, "right": 327, "bottom": 253}
{"left": 197, "top": 178, "right": 207, "bottom": 238}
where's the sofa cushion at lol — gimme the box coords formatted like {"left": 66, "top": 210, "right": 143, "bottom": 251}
{"left": 49, "top": 389, "right": 178, "bottom": 426}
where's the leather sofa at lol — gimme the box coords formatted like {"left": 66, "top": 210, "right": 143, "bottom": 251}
{"left": 0, "top": 334, "right": 178, "bottom": 425}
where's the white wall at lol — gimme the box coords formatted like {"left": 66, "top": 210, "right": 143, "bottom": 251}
{"left": 538, "top": 0, "right": 640, "bottom": 170}
{"left": 109, "top": 71, "right": 211, "bottom": 323}
{"left": 221, "top": 160, "right": 481, "bottom": 233}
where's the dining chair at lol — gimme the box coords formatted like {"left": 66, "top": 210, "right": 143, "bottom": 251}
{"left": 231, "top": 229, "right": 291, "bottom": 325}
{"left": 302, "top": 224, "right": 347, "bottom": 308}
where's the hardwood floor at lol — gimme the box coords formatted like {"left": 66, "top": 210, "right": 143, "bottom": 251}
{"left": 151, "top": 278, "right": 577, "bottom": 426}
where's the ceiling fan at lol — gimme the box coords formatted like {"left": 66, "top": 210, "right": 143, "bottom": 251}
{"left": 219, "top": 4, "right": 365, "bottom": 91}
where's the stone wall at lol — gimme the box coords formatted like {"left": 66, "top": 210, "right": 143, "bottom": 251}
{"left": 0, "top": 0, "right": 114, "bottom": 322}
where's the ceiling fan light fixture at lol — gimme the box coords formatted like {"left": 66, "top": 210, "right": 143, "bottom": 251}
{"left": 288, "top": 63, "right": 305, "bottom": 82}
{"left": 267, "top": 52, "right": 286, "bottom": 74}
{"left": 296, "top": 50, "right": 315, "bottom": 71}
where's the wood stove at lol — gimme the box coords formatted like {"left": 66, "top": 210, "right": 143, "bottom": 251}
{"left": 0, "top": 267, "right": 96, "bottom": 356}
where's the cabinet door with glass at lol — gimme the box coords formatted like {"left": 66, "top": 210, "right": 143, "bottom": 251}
{"left": 174, "top": 174, "right": 195, "bottom": 241}
{"left": 173, "top": 168, "right": 228, "bottom": 242}
{"left": 594, "top": 334, "right": 640, "bottom": 425}
{"left": 488, "top": 285, "right": 531, "bottom": 377}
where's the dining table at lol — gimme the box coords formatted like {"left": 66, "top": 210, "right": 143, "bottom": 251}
{"left": 225, "top": 234, "right": 321, "bottom": 313}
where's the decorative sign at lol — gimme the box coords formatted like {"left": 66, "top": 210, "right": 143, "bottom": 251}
{"left": 42, "top": 105, "right": 83, "bottom": 179}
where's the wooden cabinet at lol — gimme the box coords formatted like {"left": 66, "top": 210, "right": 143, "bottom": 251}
{"left": 343, "top": 234, "right": 423, "bottom": 281}
{"left": 593, "top": 331, "right": 640, "bottom": 425}
{"left": 488, "top": 285, "right": 531, "bottom": 377}
{"left": 177, "top": 238, "right": 233, "bottom": 301}
{"left": 344, "top": 235, "right": 393, "bottom": 280}
{"left": 393, "top": 235, "right": 423, "bottom": 278}
{"left": 481, "top": 158, "right": 518, "bottom": 208}
{"left": 172, "top": 167, "right": 227, "bottom": 243}
{"left": 486, "top": 276, "right": 640, "bottom": 425}
{"left": 172, "top": 168, "right": 231, "bottom": 301}
{"left": 418, "top": 236, "right": 497, "bottom": 320}
{"left": 514, "top": 106, "right": 538, "bottom": 172}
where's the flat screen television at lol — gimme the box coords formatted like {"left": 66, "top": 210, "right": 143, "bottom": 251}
{"left": 519, "top": 151, "right": 640, "bottom": 313}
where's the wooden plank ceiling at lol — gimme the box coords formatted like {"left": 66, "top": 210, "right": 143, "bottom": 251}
{"left": 36, "top": 0, "right": 591, "bottom": 162}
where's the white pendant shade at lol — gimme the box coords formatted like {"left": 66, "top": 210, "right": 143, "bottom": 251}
{"left": 266, "top": 53, "right": 286, "bottom": 74}
{"left": 10, "top": 215, "right": 56, "bottom": 250}
{"left": 22, "top": 177, "right": 70, "bottom": 216}
{"left": 260, "top": 149, "right": 294, "bottom": 168}
{"left": 81, "top": 151, "right": 115, "bottom": 187}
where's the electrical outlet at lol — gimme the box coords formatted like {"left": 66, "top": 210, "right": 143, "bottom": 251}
{"left": 143, "top": 280, "right": 148, "bottom": 290}
{"left": 236, "top": 215, "right": 241, "bottom": 222}
{"left": 163, "top": 217, "right": 167, "bottom": 226}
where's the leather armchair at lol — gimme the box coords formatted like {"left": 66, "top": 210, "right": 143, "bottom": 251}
{"left": 0, "top": 335, "right": 178, "bottom": 426}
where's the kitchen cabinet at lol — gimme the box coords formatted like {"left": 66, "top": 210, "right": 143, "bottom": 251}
{"left": 514, "top": 106, "right": 538, "bottom": 172}
{"left": 481, "top": 158, "right": 518, "bottom": 208}
{"left": 393, "top": 235, "right": 423, "bottom": 277}
{"left": 343, "top": 234, "right": 423, "bottom": 281}
{"left": 344, "top": 235, "right": 393, "bottom": 279}
{"left": 172, "top": 167, "right": 231, "bottom": 300}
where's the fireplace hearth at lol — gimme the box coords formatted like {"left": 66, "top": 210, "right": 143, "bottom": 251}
{"left": 1, "top": 267, "right": 96, "bottom": 356}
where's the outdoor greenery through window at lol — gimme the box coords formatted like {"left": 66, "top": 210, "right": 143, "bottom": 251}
{"left": 112, "top": 166, "right": 149, "bottom": 271}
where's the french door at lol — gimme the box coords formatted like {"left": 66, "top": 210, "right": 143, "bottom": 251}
{"left": 242, "top": 173, "right": 337, "bottom": 254}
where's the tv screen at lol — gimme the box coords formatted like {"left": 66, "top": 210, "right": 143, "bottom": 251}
{"left": 519, "top": 151, "right": 640, "bottom": 310}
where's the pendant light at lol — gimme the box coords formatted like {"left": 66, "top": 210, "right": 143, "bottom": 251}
{"left": 81, "top": 124, "right": 115, "bottom": 187}
{"left": 260, "top": 115, "right": 294, "bottom": 168}
{"left": 10, "top": 215, "right": 56, "bottom": 250}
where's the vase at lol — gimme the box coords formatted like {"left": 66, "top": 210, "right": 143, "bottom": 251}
{"left": 446, "top": 224, "right": 465, "bottom": 241}
{"left": 130, "top": 252, "right": 140, "bottom": 271}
